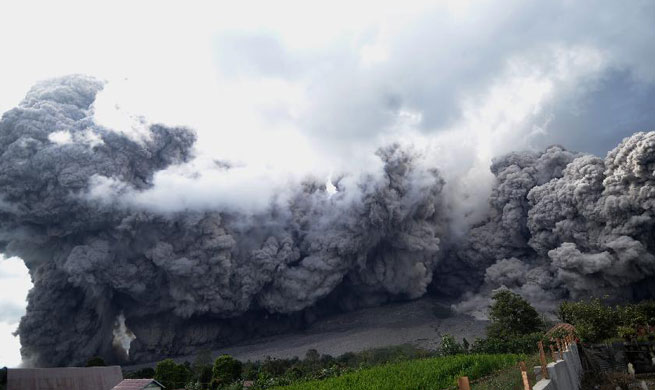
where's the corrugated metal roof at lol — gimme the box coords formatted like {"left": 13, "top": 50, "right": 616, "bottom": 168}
{"left": 111, "top": 379, "right": 164, "bottom": 389}
{"left": 7, "top": 366, "right": 123, "bottom": 390}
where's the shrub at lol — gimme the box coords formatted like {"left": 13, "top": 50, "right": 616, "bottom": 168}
{"left": 470, "top": 332, "right": 544, "bottom": 355}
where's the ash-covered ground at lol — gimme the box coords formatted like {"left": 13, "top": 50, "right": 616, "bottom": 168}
{"left": 124, "top": 296, "right": 486, "bottom": 368}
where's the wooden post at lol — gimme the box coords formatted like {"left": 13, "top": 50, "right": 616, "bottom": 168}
{"left": 550, "top": 344, "right": 558, "bottom": 361}
{"left": 538, "top": 341, "right": 549, "bottom": 379}
{"left": 519, "top": 361, "right": 531, "bottom": 390}
{"left": 458, "top": 376, "right": 471, "bottom": 390}
{"left": 556, "top": 338, "right": 563, "bottom": 355}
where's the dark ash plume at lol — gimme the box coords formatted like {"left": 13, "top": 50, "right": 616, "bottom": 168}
{"left": 454, "top": 133, "right": 655, "bottom": 316}
{"left": 2, "top": 75, "right": 653, "bottom": 366}
{"left": 0, "top": 76, "right": 447, "bottom": 366}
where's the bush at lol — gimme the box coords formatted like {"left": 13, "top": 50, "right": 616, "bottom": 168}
{"left": 471, "top": 332, "right": 544, "bottom": 355}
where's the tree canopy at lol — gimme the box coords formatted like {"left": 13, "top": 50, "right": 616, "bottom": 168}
{"left": 487, "top": 289, "right": 544, "bottom": 339}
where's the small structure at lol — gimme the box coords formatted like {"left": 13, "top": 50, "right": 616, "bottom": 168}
{"left": 7, "top": 366, "right": 123, "bottom": 390}
{"left": 111, "top": 379, "right": 165, "bottom": 389}
{"left": 545, "top": 323, "right": 576, "bottom": 340}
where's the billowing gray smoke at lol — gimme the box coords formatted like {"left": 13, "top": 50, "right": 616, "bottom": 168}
{"left": 1, "top": 76, "right": 653, "bottom": 367}
{"left": 0, "top": 76, "right": 446, "bottom": 366}
{"left": 453, "top": 134, "right": 655, "bottom": 316}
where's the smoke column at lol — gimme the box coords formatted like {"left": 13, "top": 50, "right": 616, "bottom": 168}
{"left": 0, "top": 75, "right": 653, "bottom": 366}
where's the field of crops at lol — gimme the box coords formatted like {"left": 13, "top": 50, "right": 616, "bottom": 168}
{"left": 273, "top": 353, "right": 523, "bottom": 390}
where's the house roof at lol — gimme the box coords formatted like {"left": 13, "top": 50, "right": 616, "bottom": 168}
{"left": 112, "top": 378, "right": 165, "bottom": 389}
{"left": 7, "top": 366, "right": 123, "bottom": 390}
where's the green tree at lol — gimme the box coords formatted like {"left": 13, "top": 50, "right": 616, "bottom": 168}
{"left": 558, "top": 298, "right": 616, "bottom": 342}
{"left": 155, "top": 359, "right": 178, "bottom": 389}
{"left": 439, "top": 334, "right": 464, "bottom": 356}
{"left": 192, "top": 350, "right": 213, "bottom": 387}
{"left": 85, "top": 356, "right": 106, "bottom": 367}
{"left": 487, "top": 289, "right": 544, "bottom": 339}
{"left": 558, "top": 299, "right": 655, "bottom": 342}
{"left": 212, "top": 355, "right": 242, "bottom": 387}
{"left": 304, "top": 349, "right": 320, "bottom": 362}
{"left": 155, "top": 359, "right": 193, "bottom": 389}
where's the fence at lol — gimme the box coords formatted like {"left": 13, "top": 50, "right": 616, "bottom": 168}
{"left": 456, "top": 335, "right": 581, "bottom": 390}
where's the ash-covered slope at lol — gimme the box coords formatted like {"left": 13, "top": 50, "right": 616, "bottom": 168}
{"left": 0, "top": 75, "right": 653, "bottom": 366}
{"left": 0, "top": 75, "right": 447, "bottom": 366}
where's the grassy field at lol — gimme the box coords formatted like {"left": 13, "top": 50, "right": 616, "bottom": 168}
{"left": 272, "top": 354, "right": 524, "bottom": 390}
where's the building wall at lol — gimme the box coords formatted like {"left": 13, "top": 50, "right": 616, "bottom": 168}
{"left": 7, "top": 366, "right": 123, "bottom": 390}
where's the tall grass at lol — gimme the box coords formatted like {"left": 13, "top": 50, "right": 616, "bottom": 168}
{"left": 273, "top": 354, "right": 522, "bottom": 390}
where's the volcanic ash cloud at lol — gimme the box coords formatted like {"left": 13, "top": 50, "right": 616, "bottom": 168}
{"left": 1, "top": 75, "right": 653, "bottom": 366}
{"left": 454, "top": 132, "right": 655, "bottom": 316}
{"left": 0, "top": 75, "right": 447, "bottom": 366}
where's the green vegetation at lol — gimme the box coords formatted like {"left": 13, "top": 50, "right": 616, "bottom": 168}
{"left": 119, "top": 295, "right": 655, "bottom": 389}
{"left": 124, "top": 367, "right": 155, "bottom": 380}
{"left": 212, "top": 355, "right": 242, "bottom": 387}
{"left": 472, "top": 354, "right": 540, "bottom": 390}
{"left": 272, "top": 354, "right": 522, "bottom": 390}
{"left": 123, "top": 291, "right": 548, "bottom": 389}
{"left": 558, "top": 298, "right": 655, "bottom": 343}
{"left": 468, "top": 290, "right": 546, "bottom": 355}
{"left": 154, "top": 358, "right": 193, "bottom": 389}
{"left": 470, "top": 332, "right": 544, "bottom": 355}
{"left": 487, "top": 290, "right": 544, "bottom": 338}
{"left": 124, "top": 344, "right": 435, "bottom": 390}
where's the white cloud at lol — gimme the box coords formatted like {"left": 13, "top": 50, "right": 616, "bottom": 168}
{"left": 47, "top": 131, "right": 73, "bottom": 145}
{"left": 0, "top": 256, "right": 32, "bottom": 368}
